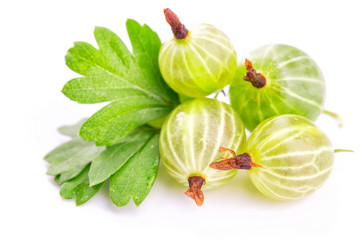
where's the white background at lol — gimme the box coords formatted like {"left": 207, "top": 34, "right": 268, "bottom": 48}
{"left": 1, "top": 0, "right": 359, "bottom": 239}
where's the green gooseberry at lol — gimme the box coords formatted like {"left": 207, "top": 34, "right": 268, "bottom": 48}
{"left": 210, "top": 114, "right": 334, "bottom": 200}
{"left": 159, "top": 98, "right": 246, "bottom": 206}
{"left": 230, "top": 44, "right": 340, "bottom": 131}
{"left": 159, "top": 8, "right": 237, "bottom": 98}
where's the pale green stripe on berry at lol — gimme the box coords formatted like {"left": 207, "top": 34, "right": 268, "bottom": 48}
{"left": 270, "top": 84, "right": 322, "bottom": 110}
{"left": 197, "top": 102, "right": 209, "bottom": 170}
{"left": 187, "top": 102, "right": 197, "bottom": 171}
{"left": 277, "top": 86, "right": 322, "bottom": 109}
{"left": 263, "top": 90, "right": 280, "bottom": 115}
{"left": 207, "top": 102, "right": 226, "bottom": 169}
{"left": 194, "top": 28, "right": 231, "bottom": 42}
{"left": 255, "top": 126, "right": 304, "bottom": 151}
{"left": 168, "top": 45, "right": 179, "bottom": 91}
{"left": 269, "top": 90, "right": 300, "bottom": 113}
{"left": 259, "top": 44, "right": 277, "bottom": 69}
{"left": 258, "top": 175, "right": 315, "bottom": 199}
{"left": 276, "top": 77, "right": 324, "bottom": 84}
{"left": 181, "top": 47, "right": 208, "bottom": 91}
{"left": 208, "top": 174, "right": 235, "bottom": 182}
{"left": 260, "top": 129, "right": 306, "bottom": 155}
{"left": 249, "top": 113, "right": 282, "bottom": 142}
{"left": 191, "top": 41, "right": 231, "bottom": 73}
{"left": 256, "top": 176, "right": 299, "bottom": 200}
{"left": 188, "top": 44, "right": 218, "bottom": 84}
{"left": 207, "top": 105, "right": 242, "bottom": 178}
{"left": 266, "top": 156, "right": 321, "bottom": 173}
{"left": 276, "top": 55, "right": 310, "bottom": 68}
{"left": 234, "top": 88, "right": 254, "bottom": 115}
{"left": 194, "top": 36, "right": 235, "bottom": 55}
{"left": 260, "top": 166, "right": 333, "bottom": 181}
{"left": 164, "top": 112, "right": 188, "bottom": 174}
{"left": 226, "top": 108, "right": 241, "bottom": 153}
{"left": 256, "top": 93, "right": 264, "bottom": 123}
{"left": 159, "top": 39, "right": 174, "bottom": 55}
{"left": 261, "top": 147, "right": 333, "bottom": 161}
{"left": 164, "top": 163, "right": 186, "bottom": 180}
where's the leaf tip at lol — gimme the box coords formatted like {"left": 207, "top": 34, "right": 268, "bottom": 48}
{"left": 126, "top": 19, "right": 142, "bottom": 32}
{"left": 76, "top": 199, "right": 86, "bottom": 206}
{"left": 44, "top": 154, "right": 50, "bottom": 162}
{"left": 88, "top": 179, "right": 100, "bottom": 188}
{"left": 78, "top": 123, "right": 92, "bottom": 142}
{"left": 126, "top": 18, "right": 138, "bottom": 25}
{"left": 94, "top": 26, "right": 107, "bottom": 35}
{"left": 133, "top": 195, "right": 146, "bottom": 207}
{"left": 61, "top": 82, "right": 72, "bottom": 99}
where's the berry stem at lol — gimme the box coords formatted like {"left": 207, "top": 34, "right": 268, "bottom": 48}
{"left": 184, "top": 176, "right": 205, "bottom": 206}
{"left": 334, "top": 149, "right": 354, "bottom": 153}
{"left": 214, "top": 89, "right": 226, "bottom": 99}
{"left": 164, "top": 8, "right": 189, "bottom": 40}
{"left": 243, "top": 59, "right": 267, "bottom": 88}
{"left": 323, "top": 109, "right": 343, "bottom": 127}
{"left": 210, "top": 147, "right": 262, "bottom": 170}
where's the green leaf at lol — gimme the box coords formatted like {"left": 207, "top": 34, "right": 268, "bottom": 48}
{"left": 45, "top": 135, "right": 105, "bottom": 183}
{"left": 126, "top": 20, "right": 176, "bottom": 103}
{"left": 57, "top": 118, "right": 87, "bottom": 137}
{"left": 54, "top": 175, "right": 61, "bottom": 184}
{"left": 89, "top": 127, "right": 157, "bottom": 186}
{"left": 60, "top": 165, "right": 104, "bottom": 206}
{"left": 110, "top": 134, "right": 160, "bottom": 207}
{"left": 46, "top": 120, "right": 161, "bottom": 207}
{"left": 63, "top": 20, "right": 178, "bottom": 146}
{"left": 79, "top": 96, "right": 169, "bottom": 146}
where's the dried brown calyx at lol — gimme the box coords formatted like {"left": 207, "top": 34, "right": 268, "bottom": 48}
{"left": 164, "top": 8, "right": 189, "bottom": 40}
{"left": 185, "top": 176, "right": 206, "bottom": 206}
{"left": 210, "top": 147, "right": 262, "bottom": 170}
{"left": 243, "top": 59, "right": 267, "bottom": 88}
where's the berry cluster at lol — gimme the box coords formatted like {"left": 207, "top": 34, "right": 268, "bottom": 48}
{"left": 158, "top": 9, "right": 340, "bottom": 206}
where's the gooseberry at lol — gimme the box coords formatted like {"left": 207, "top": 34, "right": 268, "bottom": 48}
{"left": 230, "top": 44, "right": 329, "bottom": 131}
{"left": 210, "top": 114, "right": 334, "bottom": 200}
{"left": 159, "top": 98, "right": 246, "bottom": 206}
{"left": 159, "top": 8, "right": 237, "bottom": 98}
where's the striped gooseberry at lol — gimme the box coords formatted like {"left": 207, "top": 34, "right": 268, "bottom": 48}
{"left": 158, "top": 8, "right": 237, "bottom": 98}
{"left": 159, "top": 98, "right": 246, "bottom": 206}
{"left": 210, "top": 114, "right": 334, "bottom": 200}
{"left": 229, "top": 44, "right": 339, "bottom": 131}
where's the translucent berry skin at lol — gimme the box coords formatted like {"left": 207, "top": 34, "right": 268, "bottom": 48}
{"left": 159, "top": 24, "right": 237, "bottom": 98}
{"left": 246, "top": 114, "right": 333, "bottom": 200}
{"left": 159, "top": 98, "right": 246, "bottom": 190}
{"left": 230, "top": 44, "right": 325, "bottom": 131}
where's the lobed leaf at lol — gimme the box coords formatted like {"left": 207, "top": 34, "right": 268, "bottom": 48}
{"left": 79, "top": 96, "right": 170, "bottom": 146}
{"left": 110, "top": 134, "right": 160, "bottom": 207}
{"left": 60, "top": 165, "right": 104, "bottom": 206}
{"left": 46, "top": 120, "right": 161, "bottom": 206}
{"left": 88, "top": 127, "right": 157, "bottom": 186}
{"left": 62, "top": 20, "right": 179, "bottom": 146}
{"left": 57, "top": 118, "right": 87, "bottom": 137}
{"left": 45, "top": 136, "right": 105, "bottom": 183}
{"left": 126, "top": 20, "right": 178, "bottom": 105}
